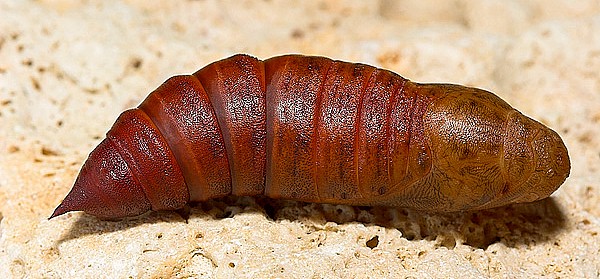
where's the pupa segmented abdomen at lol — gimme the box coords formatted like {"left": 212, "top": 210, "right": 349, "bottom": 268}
{"left": 50, "top": 54, "right": 570, "bottom": 219}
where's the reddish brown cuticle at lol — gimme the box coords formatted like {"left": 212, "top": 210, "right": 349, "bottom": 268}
{"left": 50, "top": 54, "right": 570, "bottom": 219}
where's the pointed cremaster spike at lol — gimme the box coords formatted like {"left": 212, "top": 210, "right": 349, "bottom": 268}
{"left": 49, "top": 138, "right": 152, "bottom": 219}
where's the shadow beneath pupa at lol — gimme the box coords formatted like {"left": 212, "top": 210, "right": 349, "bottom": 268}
{"left": 54, "top": 196, "right": 566, "bottom": 249}
{"left": 53, "top": 196, "right": 266, "bottom": 244}
{"left": 253, "top": 196, "right": 567, "bottom": 249}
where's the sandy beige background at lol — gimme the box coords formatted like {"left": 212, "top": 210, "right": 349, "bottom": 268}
{"left": 1, "top": 0, "right": 599, "bottom": 278}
